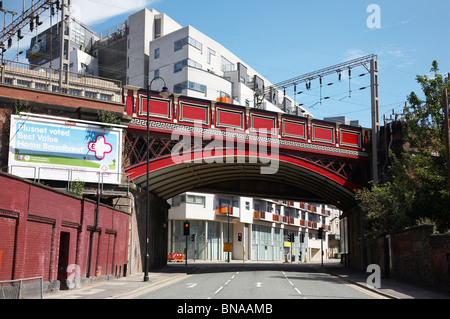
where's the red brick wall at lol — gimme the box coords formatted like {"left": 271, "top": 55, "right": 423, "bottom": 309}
{"left": 373, "top": 225, "right": 450, "bottom": 292}
{"left": 0, "top": 172, "right": 130, "bottom": 287}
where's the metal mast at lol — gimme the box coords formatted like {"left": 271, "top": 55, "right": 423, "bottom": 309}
{"left": 255, "top": 54, "right": 380, "bottom": 184}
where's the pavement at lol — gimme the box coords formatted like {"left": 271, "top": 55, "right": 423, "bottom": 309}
{"left": 43, "top": 259, "right": 450, "bottom": 300}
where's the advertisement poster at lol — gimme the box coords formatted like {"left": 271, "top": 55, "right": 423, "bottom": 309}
{"left": 8, "top": 114, "right": 123, "bottom": 185}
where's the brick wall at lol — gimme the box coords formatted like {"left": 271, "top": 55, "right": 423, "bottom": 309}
{"left": 373, "top": 225, "right": 450, "bottom": 292}
{"left": 0, "top": 172, "right": 130, "bottom": 291}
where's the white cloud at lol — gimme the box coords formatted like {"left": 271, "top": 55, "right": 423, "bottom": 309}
{"left": 344, "top": 48, "right": 367, "bottom": 62}
{"left": 71, "top": 0, "right": 157, "bottom": 25}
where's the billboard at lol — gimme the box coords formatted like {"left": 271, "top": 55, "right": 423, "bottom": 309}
{"left": 8, "top": 114, "right": 123, "bottom": 185}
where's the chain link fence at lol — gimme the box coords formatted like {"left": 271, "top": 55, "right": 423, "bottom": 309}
{"left": 0, "top": 277, "right": 43, "bottom": 299}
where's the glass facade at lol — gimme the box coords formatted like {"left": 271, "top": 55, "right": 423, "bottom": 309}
{"left": 251, "top": 225, "right": 307, "bottom": 261}
{"left": 170, "top": 220, "right": 233, "bottom": 261}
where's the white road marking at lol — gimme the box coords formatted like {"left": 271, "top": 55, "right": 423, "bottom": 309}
{"left": 283, "top": 270, "right": 302, "bottom": 295}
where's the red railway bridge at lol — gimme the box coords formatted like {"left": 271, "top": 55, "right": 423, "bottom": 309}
{"left": 123, "top": 87, "right": 372, "bottom": 213}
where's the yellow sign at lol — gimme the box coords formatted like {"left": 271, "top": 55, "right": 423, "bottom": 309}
{"left": 224, "top": 243, "right": 233, "bottom": 252}
{"left": 284, "top": 242, "right": 291, "bottom": 247}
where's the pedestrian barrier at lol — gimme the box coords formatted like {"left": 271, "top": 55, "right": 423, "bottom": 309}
{"left": 167, "top": 253, "right": 185, "bottom": 262}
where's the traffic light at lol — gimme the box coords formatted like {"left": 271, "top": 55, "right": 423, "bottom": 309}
{"left": 191, "top": 234, "right": 196, "bottom": 242}
{"left": 288, "top": 233, "right": 294, "bottom": 242}
{"left": 183, "top": 222, "right": 190, "bottom": 236}
{"left": 238, "top": 232, "right": 242, "bottom": 241}
{"left": 318, "top": 227, "right": 323, "bottom": 239}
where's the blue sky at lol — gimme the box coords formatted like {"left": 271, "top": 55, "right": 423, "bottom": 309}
{"left": 2, "top": 0, "right": 449, "bottom": 127}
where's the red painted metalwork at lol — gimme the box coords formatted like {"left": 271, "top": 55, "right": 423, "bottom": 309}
{"left": 123, "top": 88, "right": 371, "bottom": 195}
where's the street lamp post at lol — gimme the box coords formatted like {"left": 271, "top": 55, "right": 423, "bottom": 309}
{"left": 144, "top": 77, "right": 171, "bottom": 282}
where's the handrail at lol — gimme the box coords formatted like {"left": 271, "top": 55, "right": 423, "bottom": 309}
{"left": 0, "top": 59, "right": 122, "bottom": 102}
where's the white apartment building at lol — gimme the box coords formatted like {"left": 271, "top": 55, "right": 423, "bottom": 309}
{"left": 168, "top": 192, "right": 341, "bottom": 263}
{"left": 27, "top": 7, "right": 311, "bottom": 115}
{"left": 148, "top": 24, "right": 311, "bottom": 115}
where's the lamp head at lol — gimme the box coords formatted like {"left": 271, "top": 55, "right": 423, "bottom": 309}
{"left": 159, "top": 86, "right": 171, "bottom": 99}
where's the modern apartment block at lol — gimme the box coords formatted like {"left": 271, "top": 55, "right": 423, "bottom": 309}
{"left": 168, "top": 192, "right": 341, "bottom": 262}
{"left": 148, "top": 24, "right": 307, "bottom": 114}
{"left": 27, "top": 8, "right": 311, "bottom": 116}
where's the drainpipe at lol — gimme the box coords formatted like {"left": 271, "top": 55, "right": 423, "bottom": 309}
{"left": 87, "top": 180, "right": 101, "bottom": 278}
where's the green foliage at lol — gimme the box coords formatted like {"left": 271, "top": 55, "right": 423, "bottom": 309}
{"left": 68, "top": 179, "right": 85, "bottom": 197}
{"left": 13, "top": 100, "right": 30, "bottom": 115}
{"left": 357, "top": 61, "right": 450, "bottom": 240}
{"left": 404, "top": 61, "right": 449, "bottom": 155}
{"left": 97, "top": 110, "right": 121, "bottom": 126}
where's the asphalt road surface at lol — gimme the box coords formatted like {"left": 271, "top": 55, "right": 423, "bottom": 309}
{"left": 131, "top": 262, "right": 386, "bottom": 300}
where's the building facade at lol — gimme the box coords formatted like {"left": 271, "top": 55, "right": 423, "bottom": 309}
{"left": 27, "top": 7, "right": 311, "bottom": 117}
{"left": 168, "top": 192, "right": 341, "bottom": 263}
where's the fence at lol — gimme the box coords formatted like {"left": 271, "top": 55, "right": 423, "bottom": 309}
{"left": 9, "top": 165, "right": 131, "bottom": 193}
{"left": 0, "top": 59, "right": 122, "bottom": 103}
{"left": 0, "top": 277, "right": 43, "bottom": 299}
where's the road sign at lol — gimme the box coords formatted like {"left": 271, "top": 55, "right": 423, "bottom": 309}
{"left": 223, "top": 243, "right": 233, "bottom": 252}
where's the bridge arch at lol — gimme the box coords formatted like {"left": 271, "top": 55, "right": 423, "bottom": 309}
{"left": 126, "top": 150, "right": 362, "bottom": 211}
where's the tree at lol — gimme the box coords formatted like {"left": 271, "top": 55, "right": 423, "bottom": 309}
{"left": 356, "top": 61, "right": 450, "bottom": 241}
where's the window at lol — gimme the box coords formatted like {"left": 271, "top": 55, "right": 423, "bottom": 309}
{"left": 187, "top": 195, "right": 205, "bottom": 206}
{"left": 221, "top": 56, "right": 235, "bottom": 72}
{"left": 174, "top": 37, "right": 202, "bottom": 52}
{"left": 188, "top": 81, "right": 206, "bottom": 95}
{"left": 245, "top": 202, "right": 250, "bottom": 210}
{"left": 207, "top": 48, "right": 215, "bottom": 64}
{"left": 17, "top": 79, "right": 30, "bottom": 87}
{"left": 174, "top": 59, "right": 202, "bottom": 73}
{"left": 174, "top": 81, "right": 207, "bottom": 96}
{"left": 174, "top": 60, "right": 186, "bottom": 73}
{"left": 69, "top": 89, "right": 81, "bottom": 96}
{"left": 85, "top": 91, "right": 97, "bottom": 98}
{"left": 154, "top": 48, "right": 160, "bottom": 59}
{"left": 100, "top": 94, "right": 112, "bottom": 101}
{"left": 35, "top": 82, "right": 47, "bottom": 90}
{"left": 154, "top": 18, "right": 161, "bottom": 38}
{"left": 172, "top": 195, "right": 181, "bottom": 207}
{"left": 154, "top": 69, "right": 159, "bottom": 78}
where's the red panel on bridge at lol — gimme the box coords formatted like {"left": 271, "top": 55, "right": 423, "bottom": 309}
{"left": 282, "top": 118, "right": 306, "bottom": 140}
{"left": 216, "top": 107, "right": 244, "bottom": 129}
{"left": 250, "top": 113, "right": 276, "bottom": 132}
{"left": 312, "top": 124, "right": 334, "bottom": 144}
{"left": 140, "top": 97, "right": 172, "bottom": 119}
{"left": 340, "top": 129, "right": 361, "bottom": 147}
{"left": 179, "top": 102, "right": 209, "bottom": 124}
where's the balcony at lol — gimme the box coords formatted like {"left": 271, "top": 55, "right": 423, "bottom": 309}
{"left": 282, "top": 216, "right": 296, "bottom": 225}
{"left": 307, "top": 221, "right": 318, "bottom": 229}
{"left": 0, "top": 59, "right": 122, "bottom": 103}
{"left": 215, "top": 206, "right": 239, "bottom": 218}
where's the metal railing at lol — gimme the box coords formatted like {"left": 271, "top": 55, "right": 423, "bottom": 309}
{"left": 9, "top": 165, "right": 131, "bottom": 194}
{"left": 0, "top": 59, "right": 123, "bottom": 103}
{"left": 0, "top": 277, "right": 43, "bottom": 299}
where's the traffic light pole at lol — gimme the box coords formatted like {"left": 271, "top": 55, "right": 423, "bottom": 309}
{"left": 184, "top": 221, "right": 190, "bottom": 266}
{"left": 318, "top": 227, "right": 324, "bottom": 267}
